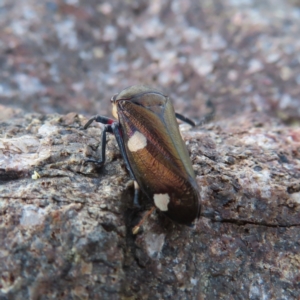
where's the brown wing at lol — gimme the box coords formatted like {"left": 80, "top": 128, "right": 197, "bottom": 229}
{"left": 117, "top": 100, "right": 200, "bottom": 224}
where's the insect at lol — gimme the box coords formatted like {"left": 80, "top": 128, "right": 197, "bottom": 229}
{"left": 84, "top": 85, "right": 200, "bottom": 231}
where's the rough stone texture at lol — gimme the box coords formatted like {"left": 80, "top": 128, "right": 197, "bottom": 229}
{"left": 0, "top": 0, "right": 300, "bottom": 299}
{"left": 1, "top": 107, "right": 300, "bottom": 299}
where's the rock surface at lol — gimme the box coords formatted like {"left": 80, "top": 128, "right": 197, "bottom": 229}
{"left": 0, "top": 107, "right": 300, "bottom": 299}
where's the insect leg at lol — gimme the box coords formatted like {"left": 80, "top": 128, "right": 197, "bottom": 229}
{"left": 111, "top": 124, "right": 142, "bottom": 208}
{"left": 197, "top": 99, "right": 215, "bottom": 125}
{"left": 85, "top": 117, "right": 139, "bottom": 206}
{"left": 83, "top": 115, "right": 116, "bottom": 165}
{"left": 85, "top": 124, "right": 113, "bottom": 165}
{"left": 132, "top": 207, "right": 156, "bottom": 235}
{"left": 175, "top": 99, "right": 215, "bottom": 126}
{"left": 133, "top": 181, "right": 140, "bottom": 207}
{"left": 83, "top": 115, "right": 114, "bottom": 129}
{"left": 175, "top": 113, "right": 196, "bottom": 126}
{"left": 111, "top": 123, "right": 135, "bottom": 179}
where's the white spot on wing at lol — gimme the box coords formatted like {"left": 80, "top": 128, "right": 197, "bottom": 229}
{"left": 127, "top": 131, "right": 147, "bottom": 152}
{"left": 154, "top": 193, "right": 170, "bottom": 211}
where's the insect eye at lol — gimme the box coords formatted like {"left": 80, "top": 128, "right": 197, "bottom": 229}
{"left": 110, "top": 94, "right": 118, "bottom": 103}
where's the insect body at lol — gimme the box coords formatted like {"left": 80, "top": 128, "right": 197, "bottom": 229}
{"left": 84, "top": 86, "right": 200, "bottom": 225}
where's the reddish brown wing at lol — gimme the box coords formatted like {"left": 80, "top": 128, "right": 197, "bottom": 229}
{"left": 117, "top": 99, "right": 200, "bottom": 224}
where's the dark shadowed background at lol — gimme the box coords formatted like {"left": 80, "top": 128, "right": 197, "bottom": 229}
{"left": 0, "top": 0, "right": 300, "bottom": 123}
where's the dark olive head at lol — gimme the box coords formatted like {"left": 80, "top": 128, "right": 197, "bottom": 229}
{"left": 111, "top": 85, "right": 164, "bottom": 101}
{"left": 111, "top": 85, "right": 168, "bottom": 119}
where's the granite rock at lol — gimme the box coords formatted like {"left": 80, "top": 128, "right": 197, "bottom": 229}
{"left": 0, "top": 108, "right": 299, "bottom": 299}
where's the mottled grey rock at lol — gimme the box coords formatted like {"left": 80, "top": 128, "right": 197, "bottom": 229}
{"left": 0, "top": 107, "right": 299, "bottom": 299}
